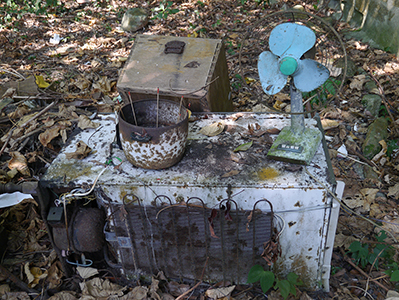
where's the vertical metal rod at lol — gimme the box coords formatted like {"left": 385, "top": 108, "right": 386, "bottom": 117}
{"left": 185, "top": 203, "right": 195, "bottom": 277}
{"left": 179, "top": 96, "right": 183, "bottom": 121}
{"left": 156, "top": 87, "right": 159, "bottom": 128}
{"left": 234, "top": 208, "right": 240, "bottom": 283}
{"left": 219, "top": 208, "right": 227, "bottom": 284}
{"left": 290, "top": 82, "right": 305, "bottom": 135}
{"left": 136, "top": 199, "right": 155, "bottom": 274}
{"left": 128, "top": 92, "right": 138, "bottom": 126}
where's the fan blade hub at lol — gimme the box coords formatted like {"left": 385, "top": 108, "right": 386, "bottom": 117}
{"left": 279, "top": 57, "right": 298, "bottom": 76}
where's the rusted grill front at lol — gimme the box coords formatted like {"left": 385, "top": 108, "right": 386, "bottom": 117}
{"left": 104, "top": 194, "right": 273, "bottom": 283}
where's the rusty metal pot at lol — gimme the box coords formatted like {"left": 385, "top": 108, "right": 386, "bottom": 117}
{"left": 118, "top": 99, "right": 188, "bottom": 169}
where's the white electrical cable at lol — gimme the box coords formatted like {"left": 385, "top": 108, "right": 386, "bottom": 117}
{"left": 55, "top": 167, "right": 107, "bottom": 206}
{"left": 274, "top": 213, "right": 286, "bottom": 239}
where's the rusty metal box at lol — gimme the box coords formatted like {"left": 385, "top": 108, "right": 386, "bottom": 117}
{"left": 41, "top": 112, "right": 343, "bottom": 291}
{"left": 117, "top": 35, "right": 232, "bottom": 112}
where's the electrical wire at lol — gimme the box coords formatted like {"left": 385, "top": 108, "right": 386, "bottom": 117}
{"left": 54, "top": 167, "right": 107, "bottom": 206}
{"left": 304, "top": 166, "right": 398, "bottom": 243}
{"left": 274, "top": 213, "right": 286, "bottom": 239}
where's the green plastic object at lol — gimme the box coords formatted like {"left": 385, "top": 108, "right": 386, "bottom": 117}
{"left": 279, "top": 57, "right": 298, "bottom": 76}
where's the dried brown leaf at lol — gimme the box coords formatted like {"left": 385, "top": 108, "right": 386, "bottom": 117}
{"left": 121, "top": 286, "right": 148, "bottom": 300}
{"left": 199, "top": 121, "right": 225, "bottom": 136}
{"left": 266, "top": 128, "right": 280, "bottom": 134}
{"left": 80, "top": 277, "right": 126, "bottom": 298}
{"left": 46, "top": 291, "right": 77, "bottom": 300}
{"left": 39, "top": 126, "right": 60, "bottom": 148}
{"left": 73, "top": 75, "right": 91, "bottom": 91}
{"left": 321, "top": 119, "right": 339, "bottom": 130}
{"left": 92, "top": 76, "right": 112, "bottom": 94}
{"left": 388, "top": 183, "right": 399, "bottom": 199}
{"left": 65, "top": 141, "right": 92, "bottom": 159}
{"left": 350, "top": 74, "right": 367, "bottom": 90}
{"left": 205, "top": 286, "right": 235, "bottom": 300}
{"left": 8, "top": 106, "right": 30, "bottom": 119}
{"left": 78, "top": 115, "right": 100, "bottom": 130}
{"left": 8, "top": 152, "right": 30, "bottom": 177}
{"left": 359, "top": 188, "right": 378, "bottom": 212}
{"left": 221, "top": 170, "right": 240, "bottom": 178}
{"left": 58, "top": 104, "right": 78, "bottom": 119}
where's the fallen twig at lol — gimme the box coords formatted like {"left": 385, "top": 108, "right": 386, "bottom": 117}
{"left": 9, "top": 127, "right": 44, "bottom": 151}
{"left": 0, "top": 128, "right": 15, "bottom": 157}
{"left": 0, "top": 263, "right": 39, "bottom": 295}
{"left": 305, "top": 167, "right": 398, "bottom": 243}
{"left": 175, "top": 257, "right": 209, "bottom": 300}
{"left": 0, "top": 68, "right": 26, "bottom": 80}
{"left": 339, "top": 248, "right": 389, "bottom": 292}
{"left": 19, "top": 100, "right": 58, "bottom": 128}
{"left": 365, "top": 245, "right": 391, "bottom": 295}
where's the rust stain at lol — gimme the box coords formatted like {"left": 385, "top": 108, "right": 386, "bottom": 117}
{"left": 256, "top": 167, "right": 279, "bottom": 180}
{"left": 294, "top": 201, "right": 302, "bottom": 207}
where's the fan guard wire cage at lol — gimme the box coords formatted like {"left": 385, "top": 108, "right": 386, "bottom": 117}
{"left": 239, "top": 9, "right": 347, "bottom": 114}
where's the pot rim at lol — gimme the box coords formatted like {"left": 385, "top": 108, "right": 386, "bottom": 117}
{"left": 118, "top": 99, "right": 188, "bottom": 130}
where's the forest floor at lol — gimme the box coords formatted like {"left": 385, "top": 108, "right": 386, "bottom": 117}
{"left": 1, "top": 0, "right": 399, "bottom": 299}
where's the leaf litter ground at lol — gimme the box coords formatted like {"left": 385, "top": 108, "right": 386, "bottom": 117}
{"left": 1, "top": 0, "right": 399, "bottom": 299}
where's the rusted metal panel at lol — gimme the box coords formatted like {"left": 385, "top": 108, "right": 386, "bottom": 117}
{"left": 104, "top": 195, "right": 272, "bottom": 283}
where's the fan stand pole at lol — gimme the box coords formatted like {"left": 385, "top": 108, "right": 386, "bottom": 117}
{"left": 290, "top": 83, "right": 305, "bottom": 135}
{"left": 267, "top": 81, "right": 323, "bottom": 165}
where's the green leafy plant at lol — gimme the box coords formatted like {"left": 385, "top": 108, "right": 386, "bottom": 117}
{"left": 247, "top": 265, "right": 303, "bottom": 299}
{"left": 387, "top": 139, "right": 398, "bottom": 158}
{"left": 302, "top": 77, "right": 341, "bottom": 108}
{"left": 212, "top": 19, "right": 221, "bottom": 28}
{"left": 152, "top": 1, "right": 179, "bottom": 20}
{"left": 384, "top": 262, "right": 399, "bottom": 282}
{"left": 348, "top": 231, "right": 396, "bottom": 272}
{"left": 225, "top": 41, "right": 235, "bottom": 56}
{"left": 231, "top": 74, "right": 243, "bottom": 90}
{"left": 348, "top": 240, "right": 370, "bottom": 268}
{"left": 0, "top": 0, "right": 61, "bottom": 26}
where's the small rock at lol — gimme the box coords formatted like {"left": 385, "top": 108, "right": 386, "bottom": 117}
{"left": 336, "top": 58, "right": 357, "bottom": 78}
{"left": 353, "top": 163, "right": 365, "bottom": 179}
{"left": 121, "top": 8, "right": 148, "bottom": 32}
{"left": 361, "top": 94, "right": 382, "bottom": 117}
{"left": 363, "top": 165, "right": 380, "bottom": 181}
{"left": 362, "top": 117, "right": 388, "bottom": 159}
{"left": 364, "top": 79, "right": 378, "bottom": 93}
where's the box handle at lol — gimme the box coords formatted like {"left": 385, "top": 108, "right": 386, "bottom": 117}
{"left": 164, "top": 40, "right": 185, "bottom": 54}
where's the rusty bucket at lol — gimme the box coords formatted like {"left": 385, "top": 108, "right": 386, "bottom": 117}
{"left": 118, "top": 99, "right": 188, "bottom": 169}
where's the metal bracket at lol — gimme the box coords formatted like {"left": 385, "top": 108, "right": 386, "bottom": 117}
{"left": 117, "top": 237, "right": 132, "bottom": 248}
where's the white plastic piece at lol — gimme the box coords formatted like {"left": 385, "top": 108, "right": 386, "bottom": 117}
{"left": 0, "top": 192, "right": 33, "bottom": 208}
{"left": 49, "top": 33, "right": 61, "bottom": 45}
{"left": 321, "top": 180, "right": 344, "bottom": 292}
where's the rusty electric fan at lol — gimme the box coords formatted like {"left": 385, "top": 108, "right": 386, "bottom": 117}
{"left": 239, "top": 10, "right": 347, "bottom": 165}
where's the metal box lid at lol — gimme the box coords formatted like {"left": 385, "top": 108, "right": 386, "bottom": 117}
{"left": 117, "top": 35, "right": 222, "bottom": 98}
